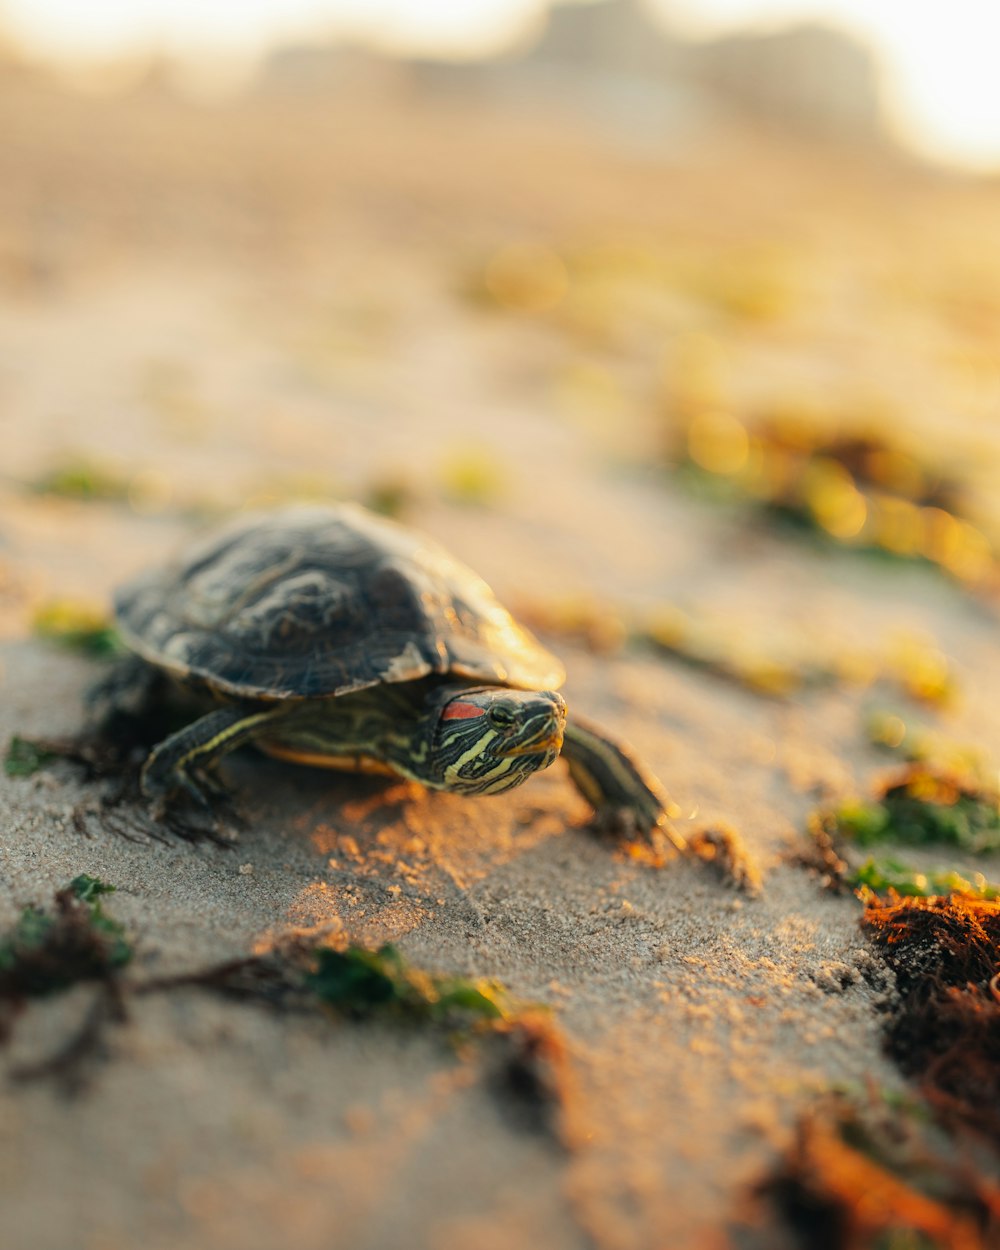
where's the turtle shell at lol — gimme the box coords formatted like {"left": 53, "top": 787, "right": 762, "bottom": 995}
{"left": 114, "top": 504, "right": 565, "bottom": 700}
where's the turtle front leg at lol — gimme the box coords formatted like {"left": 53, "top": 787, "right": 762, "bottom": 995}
{"left": 142, "top": 705, "right": 284, "bottom": 818}
{"left": 561, "top": 713, "right": 686, "bottom": 850}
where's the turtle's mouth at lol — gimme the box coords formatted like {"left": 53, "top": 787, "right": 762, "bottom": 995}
{"left": 506, "top": 726, "right": 565, "bottom": 757}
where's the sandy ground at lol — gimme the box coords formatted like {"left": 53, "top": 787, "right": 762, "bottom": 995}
{"left": 2, "top": 67, "right": 1000, "bottom": 1250}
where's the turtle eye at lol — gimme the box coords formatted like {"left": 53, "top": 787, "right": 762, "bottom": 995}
{"left": 488, "top": 705, "right": 516, "bottom": 730}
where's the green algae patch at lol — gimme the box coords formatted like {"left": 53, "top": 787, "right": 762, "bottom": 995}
{"left": 305, "top": 944, "right": 514, "bottom": 1024}
{"left": 69, "top": 875, "right": 117, "bottom": 905}
{"left": 820, "top": 762, "right": 1000, "bottom": 855}
{"left": 800, "top": 742, "right": 1000, "bottom": 897}
{"left": 4, "top": 735, "right": 56, "bottom": 777}
{"left": 142, "top": 941, "right": 520, "bottom": 1031}
{"left": 0, "top": 877, "right": 132, "bottom": 1005}
{"left": 30, "top": 455, "right": 132, "bottom": 502}
{"left": 849, "top": 856, "right": 1000, "bottom": 901}
{"left": 32, "top": 599, "right": 123, "bottom": 657}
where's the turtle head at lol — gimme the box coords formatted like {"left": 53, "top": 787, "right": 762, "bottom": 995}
{"left": 428, "top": 686, "right": 567, "bottom": 796}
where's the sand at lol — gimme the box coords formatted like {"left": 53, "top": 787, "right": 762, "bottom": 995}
{"left": 2, "top": 67, "right": 1000, "bottom": 1250}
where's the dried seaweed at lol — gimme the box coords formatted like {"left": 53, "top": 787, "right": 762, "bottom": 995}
{"left": 8, "top": 982, "right": 127, "bottom": 1088}
{"left": 0, "top": 877, "right": 133, "bottom": 1084}
{"left": 862, "top": 894, "right": 1000, "bottom": 1146}
{"left": 483, "top": 1011, "right": 571, "bottom": 1141}
{"left": 139, "top": 942, "right": 519, "bottom": 1029}
{"left": 1, "top": 901, "right": 568, "bottom": 1128}
{"left": 790, "top": 817, "right": 852, "bottom": 893}
{"left": 754, "top": 1093, "right": 999, "bottom": 1250}
{"left": 668, "top": 411, "right": 996, "bottom": 592}
{"left": 135, "top": 955, "right": 299, "bottom": 1007}
{"left": 0, "top": 876, "right": 132, "bottom": 1005}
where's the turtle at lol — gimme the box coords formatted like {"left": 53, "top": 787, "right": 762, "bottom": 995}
{"left": 100, "top": 504, "right": 682, "bottom": 845}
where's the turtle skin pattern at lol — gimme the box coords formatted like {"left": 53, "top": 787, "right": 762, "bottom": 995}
{"left": 114, "top": 505, "right": 566, "bottom": 701}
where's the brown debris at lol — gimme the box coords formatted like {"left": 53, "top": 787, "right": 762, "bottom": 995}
{"left": 484, "top": 1010, "right": 575, "bottom": 1146}
{"left": 862, "top": 894, "right": 1000, "bottom": 1144}
{"left": 0, "top": 881, "right": 132, "bottom": 1087}
{"left": 134, "top": 955, "right": 300, "bottom": 1006}
{"left": 688, "top": 823, "right": 763, "bottom": 895}
{"left": 788, "top": 818, "right": 850, "bottom": 893}
{"left": 9, "top": 982, "right": 127, "bottom": 1091}
{"left": 753, "top": 1095, "right": 999, "bottom": 1250}
{"left": 0, "top": 884, "right": 128, "bottom": 1010}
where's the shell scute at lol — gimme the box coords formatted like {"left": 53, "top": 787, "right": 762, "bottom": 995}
{"left": 115, "top": 504, "right": 564, "bottom": 700}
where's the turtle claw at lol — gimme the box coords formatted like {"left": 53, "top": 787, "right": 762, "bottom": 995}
{"left": 136, "top": 706, "right": 270, "bottom": 841}
{"left": 148, "top": 799, "right": 238, "bottom": 844}
{"left": 193, "top": 768, "right": 234, "bottom": 803}
{"left": 590, "top": 805, "right": 687, "bottom": 854}
{"left": 150, "top": 775, "right": 243, "bottom": 844}
{"left": 164, "top": 808, "right": 240, "bottom": 845}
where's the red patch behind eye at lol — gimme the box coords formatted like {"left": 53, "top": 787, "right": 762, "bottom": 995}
{"left": 442, "top": 701, "right": 487, "bottom": 720}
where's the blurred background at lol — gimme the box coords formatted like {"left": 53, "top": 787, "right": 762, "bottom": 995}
{"left": 2, "top": 0, "right": 1000, "bottom": 668}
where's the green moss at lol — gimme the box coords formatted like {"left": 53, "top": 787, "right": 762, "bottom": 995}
{"left": 68, "top": 877, "right": 132, "bottom": 968}
{"left": 825, "top": 763, "right": 1000, "bottom": 854}
{"left": 32, "top": 600, "right": 123, "bottom": 657}
{"left": 848, "top": 856, "right": 1000, "bottom": 900}
{"left": 30, "top": 456, "right": 131, "bottom": 502}
{"left": 305, "top": 944, "right": 404, "bottom": 1012}
{"left": 305, "top": 944, "right": 513, "bottom": 1024}
{"left": 4, "top": 735, "right": 56, "bottom": 777}
{"left": 429, "top": 975, "right": 510, "bottom": 1021}
{"left": 828, "top": 799, "right": 893, "bottom": 845}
